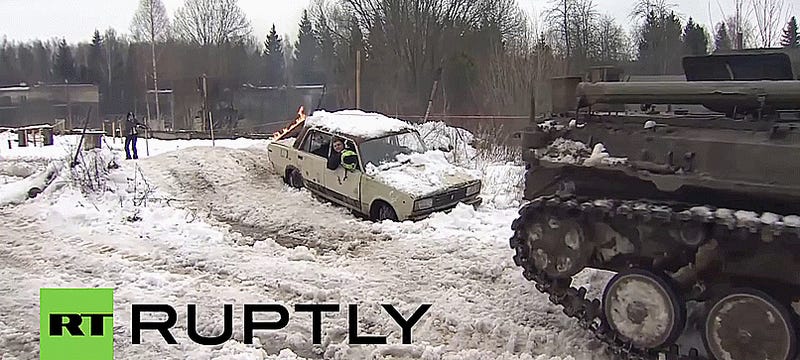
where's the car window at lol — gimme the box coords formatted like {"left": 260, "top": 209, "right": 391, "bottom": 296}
{"left": 360, "top": 131, "right": 425, "bottom": 167}
{"left": 302, "top": 130, "right": 332, "bottom": 157}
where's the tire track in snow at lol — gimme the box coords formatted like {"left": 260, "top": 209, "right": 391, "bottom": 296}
{"left": 138, "top": 147, "right": 386, "bottom": 254}
{"left": 3, "top": 201, "right": 378, "bottom": 359}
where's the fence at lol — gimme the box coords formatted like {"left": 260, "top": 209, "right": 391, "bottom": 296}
{"left": 96, "top": 113, "right": 534, "bottom": 146}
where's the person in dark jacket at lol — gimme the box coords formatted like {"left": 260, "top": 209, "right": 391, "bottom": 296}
{"left": 124, "top": 112, "right": 148, "bottom": 160}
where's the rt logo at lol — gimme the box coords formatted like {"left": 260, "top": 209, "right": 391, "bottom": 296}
{"left": 40, "top": 288, "right": 114, "bottom": 360}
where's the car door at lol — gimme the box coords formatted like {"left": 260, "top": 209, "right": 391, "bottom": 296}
{"left": 324, "top": 138, "right": 362, "bottom": 210}
{"left": 298, "top": 129, "right": 331, "bottom": 193}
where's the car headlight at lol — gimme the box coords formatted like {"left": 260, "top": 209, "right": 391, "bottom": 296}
{"left": 466, "top": 183, "right": 481, "bottom": 196}
{"left": 414, "top": 198, "right": 434, "bottom": 211}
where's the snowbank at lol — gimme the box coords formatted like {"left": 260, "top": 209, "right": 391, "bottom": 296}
{"left": 0, "top": 131, "right": 269, "bottom": 162}
{"left": 306, "top": 109, "right": 416, "bottom": 139}
{"left": 479, "top": 163, "right": 525, "bottom": 209}
{"left": 411, "top": 122, "right": 525, "bottom": 208}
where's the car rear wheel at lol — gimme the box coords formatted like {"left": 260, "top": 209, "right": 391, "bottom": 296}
{"left": 287, "top": 168, "right": 304, "bottom": 189}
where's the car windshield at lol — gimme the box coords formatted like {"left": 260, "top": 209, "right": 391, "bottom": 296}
{"left": 359, "top": 131, "right": 427, "bottom": 167}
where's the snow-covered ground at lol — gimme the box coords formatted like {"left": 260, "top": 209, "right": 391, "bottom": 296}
{"left": 0, "top": 125, "right": 609, "bottom": 360}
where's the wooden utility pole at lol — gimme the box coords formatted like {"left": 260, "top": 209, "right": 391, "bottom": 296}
{"left": 355, "top": 49, "right": 361, "bottom": 108}
{"left": 423, "top": 67, "right": 443, "bottom": 123}
{"left": 149, "top": 0, "right": 161, "bottom": 131}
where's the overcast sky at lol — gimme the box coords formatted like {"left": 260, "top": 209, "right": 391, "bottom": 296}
{"left": 0, "top": 0, "right": 749, "bottom": 45}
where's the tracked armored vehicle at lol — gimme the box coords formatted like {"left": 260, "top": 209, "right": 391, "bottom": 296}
{"left": 510, "top": 48, "right": 800, "bottom": 360}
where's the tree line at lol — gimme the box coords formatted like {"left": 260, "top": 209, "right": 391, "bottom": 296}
{"left": 0, "top": 0, "right": 798, "bottom": 128}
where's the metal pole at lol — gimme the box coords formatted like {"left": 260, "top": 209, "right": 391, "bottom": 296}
{"left": 144, "top": 72, "right": 151, "bottom": 157}
{"left": 202, "top": 74, "right": 208, "bottom": 131}
{"left": 65, "top": 80, "right": 72, "bottom": 130}
{"left": 209, "top": 111, "right": 215, "bottom": 147}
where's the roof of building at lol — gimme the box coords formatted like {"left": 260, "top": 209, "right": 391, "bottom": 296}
{"left": 0, "top": 86, "right": 31, "bottom": 92}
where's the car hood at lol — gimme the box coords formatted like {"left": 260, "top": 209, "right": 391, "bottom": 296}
{"left": 364, "top": 151, "right": 482, "bottom": 198}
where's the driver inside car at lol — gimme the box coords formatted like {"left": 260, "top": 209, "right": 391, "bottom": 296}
{"left": 327, "top": 138, "right": 344, "bottom": 170}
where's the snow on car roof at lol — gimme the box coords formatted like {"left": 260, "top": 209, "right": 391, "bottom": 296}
{"left": 305, "top": 109, "right": 417, "bottom": 139}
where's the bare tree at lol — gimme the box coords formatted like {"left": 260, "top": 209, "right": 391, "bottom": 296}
{"left": 131, "top": 0, "right": 170, "bottom": 129}
{"left": 546, "top": 0, "right": 575, "bottom": 72}
{"left": 630, "top": 0, "right": 676, "bottom": 20}
{"left": 595, "top": 15, "right": 629, "bottom": 63}
{"left": 173, "top": 0, "right": 252, "bottom": 47}
{"left": 750, "top": 0, "right": 789, "bottom": 47}
{"left": 546, "top": 0, "right": 601, "bottom": 72}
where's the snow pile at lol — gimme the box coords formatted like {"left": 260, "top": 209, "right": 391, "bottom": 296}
{"left": 306, "top": 109, "right": 416, "bottom": 138}
{"left": 133, "top": 137, "right": 269, "bottom": 156}
{"left": 416, "top": 121, "right": 478, "bottom": 163}
{"left": 0, "top": 162, "right": 61, "bottom": 206}
{"left": 365, "top": 150, "right": 482, "bottom": 197}
{"left": 583, "top": 143, "right": 610, "bottom": 166}
{"left": 537, "top": 120, "right": 567, "bottom": 131}
{"left": 410, "top": 122, "right": 525, "bottom": 208}
{"left": 538, "top": 139, "right": 589, "bottom": 165}
{"left": 479, "top": 163, "right": 525, "bottom": 209}
{"left": 538, "top": 139, "right": 627, "bottom": 167}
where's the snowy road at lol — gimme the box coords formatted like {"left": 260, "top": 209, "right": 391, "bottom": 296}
{"left": 0, "top": 138, "right": 610, "bottom": 359}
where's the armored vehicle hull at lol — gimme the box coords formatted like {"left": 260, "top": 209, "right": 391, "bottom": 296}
{"left": 510, "top": 49, "right": 800, "bottom": 360}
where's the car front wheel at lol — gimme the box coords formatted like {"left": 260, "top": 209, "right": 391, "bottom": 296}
{"left": 372, "top": 202, "right": 398, "bottom": 222}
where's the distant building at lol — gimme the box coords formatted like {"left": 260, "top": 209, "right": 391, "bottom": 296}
{"left": 234, "top": 84, "right": 325, "bottom": 132}
{"left": 144, "top": 89, "right": 176, "bottom": 131}
{"left": 0, "top": 83, "right": 101, "bottom": 130}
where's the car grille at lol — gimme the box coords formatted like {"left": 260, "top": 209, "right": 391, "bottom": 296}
{"left": 432, "top": 187, "right": 468, "bottom": 208}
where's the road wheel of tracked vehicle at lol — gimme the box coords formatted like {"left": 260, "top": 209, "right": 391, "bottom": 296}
{"left": 703, "top": 288, "right": 797, "bottom": 360}
{"left": 520, "top": 207, "right": 593, "bottom": 279}
{"left": 602, "top": 269, "right": 686, "bottom": 350}
{"left": 287, "top": 168, "right": 304, "bottom": 189}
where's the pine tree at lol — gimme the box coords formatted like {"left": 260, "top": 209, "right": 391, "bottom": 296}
{"left": 53, "top": 39, "right": 76, "bottom": 82}
{"left": 0, "top": 44, "right": 17, "bottom": 84}
{"left": 293, "top": 10, "right": 320, "bottom": 84}
{"left": 88, "top": 30, "right": 105, "bottom": 85}
{"left": 714, "top": 22, "right": 732, "bottom": 51}
{"left": 781, "top": 17, "right": 799, "bottom": 48}
{"left": 17, "top": 45, "right": 35, "bottom": 82}
{"left": 315, "top": 11, "right": 336, "bottom": 86}
{"left": 682, "top": 18, "right": 709, "bottom": 56}
{"left": 264, "top": 24, "right": 285, "bottom": 86}
{"left": 637, "top": 10, "right": 684, "bottom": 74}
{"left": 32, "top": 40, "right": 52, "bottom": 83}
